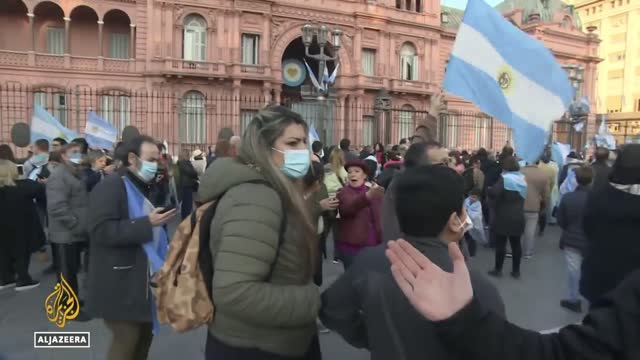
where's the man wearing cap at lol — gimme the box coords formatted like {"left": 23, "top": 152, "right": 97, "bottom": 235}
{"left": 191, "top": 149, "right": 206, "bottom": 177}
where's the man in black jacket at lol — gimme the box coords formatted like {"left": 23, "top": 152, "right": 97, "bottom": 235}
{"left": 557, "top": 165, "right": 592, "bottom": 313}
{"left": 386, "top": 238, "right": 640, "bottom": 360}
{"left": 321, "top": 165, "right": 504, "bottom": 360}
{"left": 87, "top": 135, "right": 176, "bottom": 360}
{"left": 590, "top": 147, "right": 612, "bottom": 189}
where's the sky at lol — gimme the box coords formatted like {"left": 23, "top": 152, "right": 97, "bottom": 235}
{"left": 442, "top": 0, "right": 503, "bottom": 10}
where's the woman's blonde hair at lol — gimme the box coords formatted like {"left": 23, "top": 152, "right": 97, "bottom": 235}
{"left": 0, "top": 159, "right": 18, "bottom": 187}
{"left": 239, "top": 105, "right": 316, "bottom": 280}
{"left": 329, "top": 148, "right": 345, "bottom": 174}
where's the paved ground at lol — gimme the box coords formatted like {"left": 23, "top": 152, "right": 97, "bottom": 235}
{"left": 0, "top": 225, "right": 583, "bottom": 359}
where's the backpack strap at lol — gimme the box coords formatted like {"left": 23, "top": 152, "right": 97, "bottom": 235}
{"left": 197, "top": 179, "right": 288, "bottom": 301}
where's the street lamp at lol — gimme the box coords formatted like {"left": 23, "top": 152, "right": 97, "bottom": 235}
{"left": 563, "top": 64, "right": 587, "bottom": 148}
{"left": 300, "top": 22, "right": 342, "bottom": 99}
{"left": 300, "top": 22, "right": 342, "bottom": 143}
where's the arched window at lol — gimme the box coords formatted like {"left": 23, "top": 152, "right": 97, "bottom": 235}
{"left": 562, "top": 17, "right": 571, "bottom": 28}
{"left": 33, "top": 89, "right": 68, "bottom": 126}
{"left": 183, "top": 14, "right": 207, "bottom": 61}
{"left": 181, "top": 91, "right": 206, "bottom": 144}
{"left": 400, "top": 43, "right": 418, "bottom": 81}
{"left": 398, "top": 104, "right": 415, "bottom": 141}
{"left": 100, "top": 91, "right": 131, "bottom": 133}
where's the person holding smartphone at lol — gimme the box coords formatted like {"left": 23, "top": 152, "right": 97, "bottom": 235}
{"left": 335, "top": 160, "right": 384, "bottom": 269}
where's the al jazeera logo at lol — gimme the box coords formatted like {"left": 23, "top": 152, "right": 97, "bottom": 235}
{"left": 34, "top": 275, "right": 90, "bottom": 349}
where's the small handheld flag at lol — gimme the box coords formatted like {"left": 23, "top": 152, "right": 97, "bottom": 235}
{"left": 85, "top": 112, "right": 117, "bottom": 150}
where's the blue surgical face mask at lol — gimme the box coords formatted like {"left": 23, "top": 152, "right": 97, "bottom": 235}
{"left": 69, "top": 153, "right": 83, "bottom": 165}
{"left": 32, "top": 153, "right": 49, "bottom": 165}
{"left": 272, "top": 148, "right": 310, "bottom": 179}
{"left": 137, "top": 158, "right": 158, "bottom": 183}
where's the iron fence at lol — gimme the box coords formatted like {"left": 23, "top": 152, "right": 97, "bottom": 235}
{"left": 2, "top": 84, "right": 597, "bottom": 156}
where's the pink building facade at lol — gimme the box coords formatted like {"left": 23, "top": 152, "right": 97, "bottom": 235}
{"left": 0, "top": 0, "right": 600, "bottom": 151}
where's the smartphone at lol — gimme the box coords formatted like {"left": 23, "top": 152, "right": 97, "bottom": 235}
{"left": 17, "top": 165, "right": 23, "bottom": 176}
{"left": 159, "top": 204, "right": 176, "bottom": 214}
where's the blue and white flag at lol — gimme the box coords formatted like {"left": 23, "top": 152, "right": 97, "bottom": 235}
{"left": 123, "top": 176, "right": 169, "bottom": 335}
{"left": 502, "top": 171, "right": 528, "bottom": 199}
{"left": 443, "top": 0, "right": 573, "bottom": 164}
{"left": 304, "top": 59, "right": 324, "bottom": 92}
{"left": 30, "top": 105, "right": 78, "bottom": 144}
{"left": 551, "top": 142, "right": 570, "bottom": 169}
{"left": 327, "top": 63, "right": 340, "bottom": 85}
{"left": 595, "top": 116, "right": 616, "bottom": 149}
{"left": 85, "top": 111, "right": 117, "bottom": 150}
{"left": 309, "top": 126, "right": 320, "bottom": 145}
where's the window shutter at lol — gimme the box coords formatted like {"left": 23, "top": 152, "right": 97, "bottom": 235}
{"left": 34, "top": 92, "right": 47, "bottom": 108}
{"left": 197, "top": 30, "right": 206, "bottom": 61}
{"left": 184, "top": 29, "right": 194, "bottom": 60}
{"left": 119, "top": 96, "right": 131, "bottom": 130}
{"left": 47, "top": 28, "right": 64, "bottom": 55}
{"left": 242, "top": 35, "right": 259, "bottom": 65}
{"left": 361, "top": 49, "right": 375, "bottom": 76}
{"left": 110, "top": 34, "right": 129, "bottom": 59}
{"left": 412, "top": 55, "right": 419, "bottom": 81}
{"left": 101, "top": 95, "right": 113, "bottom": 123}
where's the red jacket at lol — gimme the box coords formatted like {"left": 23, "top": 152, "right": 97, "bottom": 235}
{"left": 336, "top": 185, "right": 382, "bottom": 250}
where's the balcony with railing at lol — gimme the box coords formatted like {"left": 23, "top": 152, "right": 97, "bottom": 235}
{"left": 0, "top": 50, "right": 136, "bottom": 73}
{"left": 357, "top": 75, "right": 385, "bottom": 89}
{"left": 147, "top": 58, "right": 227, "bottom": 78}
{"left": 390, "top": 79, "right": 437, "bottom": 95}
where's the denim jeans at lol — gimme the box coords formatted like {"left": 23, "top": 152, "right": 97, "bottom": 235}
{"left": 522, "top": 212, "right": 539, "bottom": 256}
{"left": 564, "top": 247, "right": 583, "bottom": 301}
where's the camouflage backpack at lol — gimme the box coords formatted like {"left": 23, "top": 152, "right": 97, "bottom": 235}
{"left": 152, "top": 180, "right": 286, "bottom": 332}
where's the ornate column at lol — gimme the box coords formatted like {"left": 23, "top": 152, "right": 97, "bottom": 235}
{"left": 129, "top": 24, "right": 136, "bottom": 59}
{"left": 97, "top": 20, "right": 104, "bottom": 57}
{"left": 97, "top": 20, "right": 104, "bottom": 70}
{"left": 232, "top": 79, "right": 242, "bottom": 133}
{"left": 273, "top": 88, "right": 281, "bottom": 105}
{"left": 354, "top": 26, "right": 362, "bottom": 75}
{"left": 64, "top": 17, "right": 71, "bottom": 54}
{"left": 27, "top": 13, "right": 35, "bottom": 51}
{"left": 208, "top": 24, "right": 216, "bottom": 61}
{"left": 337, "top": 94, "right": 347, "bottom": 140}
{"left": 378, "top": 30, "right": 386, "bottom": 77}
{"left": 27, "top": 12, "right": 35, "bottom": 66}
{"left": 262, "top": 82, "right": 272, "bottom": 104}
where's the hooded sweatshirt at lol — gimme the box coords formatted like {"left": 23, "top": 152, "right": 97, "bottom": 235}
{"left": 197, "top": 158, "right": 320, "bottom": 357}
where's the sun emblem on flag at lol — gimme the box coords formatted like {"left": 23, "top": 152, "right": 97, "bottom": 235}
{"left": 496, "top": 65, "right": 515, "bottom": 94}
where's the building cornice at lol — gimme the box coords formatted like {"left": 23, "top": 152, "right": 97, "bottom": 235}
{"left": 541, "top": 28, "right": 597, "bottom": 44}
{"left": 570, "top": 0, "right": 603, "bottom": 10}
{"left": 551, "top": 51, "right": 602, "bottom": 63}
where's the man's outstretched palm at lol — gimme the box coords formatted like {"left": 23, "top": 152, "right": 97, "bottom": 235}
{"left": 385, "top": 239, "right": 473, "bottom": 321}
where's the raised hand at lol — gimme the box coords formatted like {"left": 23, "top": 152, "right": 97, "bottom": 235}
{"left": 385, "top": 239, "right": 473, "bottom": 321}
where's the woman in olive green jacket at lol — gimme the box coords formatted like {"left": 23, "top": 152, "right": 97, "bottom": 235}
{"left": 198, "top": 106, "right": 321, "bottom": 360}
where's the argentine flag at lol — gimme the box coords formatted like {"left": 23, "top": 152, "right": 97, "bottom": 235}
{"left": 443, "top": 0, "right": 574, "bottom": 163}
{"left": 30, "top": 105, "right": 78, "bottom": 144}
{"left": 85, "top": 111, "right": 117, "bottom": 150}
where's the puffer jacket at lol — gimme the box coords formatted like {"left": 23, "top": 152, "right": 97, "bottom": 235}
{"left": 197, "top": 158, "right": 320, "bottom": 357}
{"left": 336, "top": 184, "right": 382, "bottom": 249}
{"left": 46, "top": 163, "right": 89, "bottom": 244}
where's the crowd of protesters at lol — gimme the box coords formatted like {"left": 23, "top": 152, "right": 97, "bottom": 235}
{"left": 0, "top": 100, "right": 639, "bottom": 360}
